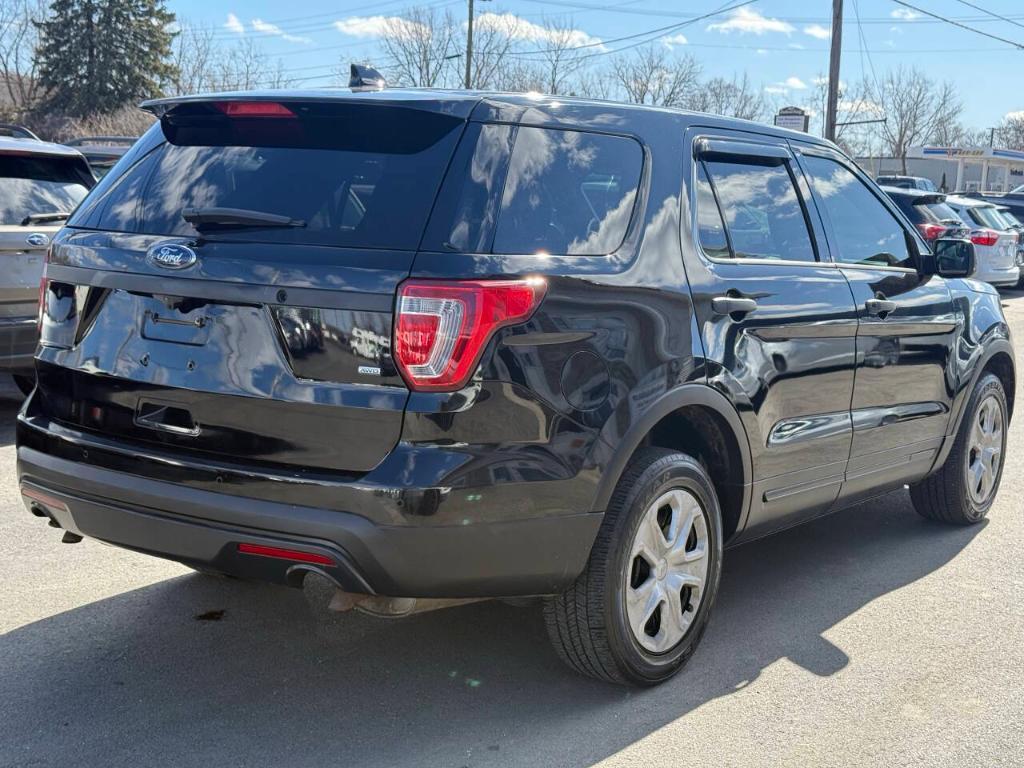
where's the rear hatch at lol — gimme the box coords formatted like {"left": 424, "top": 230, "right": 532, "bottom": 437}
{"left": 35, "top": 95, "right": 473, "bottom": 473}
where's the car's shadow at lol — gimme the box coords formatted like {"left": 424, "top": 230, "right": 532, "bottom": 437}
{"left": 0, "top": 489, "right": 981, "bottom": 767}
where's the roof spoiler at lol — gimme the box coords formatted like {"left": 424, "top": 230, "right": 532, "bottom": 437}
{"left": 349, "top": 64, "right": 386, "bottom": 92}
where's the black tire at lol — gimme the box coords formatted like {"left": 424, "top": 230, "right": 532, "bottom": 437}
{"left": 910, "top": 372, "right": 1008, "bottom": 525}
{"left": 543, "top": 447, "right": 724, "bottom": 686}
{"left": 12, "top": 374, "right": 34, "bottom": 397}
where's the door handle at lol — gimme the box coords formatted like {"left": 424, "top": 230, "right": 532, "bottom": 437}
{"left": 865, "top": 298, "right": 898, "bottom": 317}
{"left": 712, "top": 296, "right": 758, "bottom": 317}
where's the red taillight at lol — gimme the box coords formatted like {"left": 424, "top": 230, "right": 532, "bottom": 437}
{"left": 37, "top": 244, "right": 52, "bottom": 330}
{"left": 971, "top": 229, "right": 1000, "bottom": 247}
{"left": 213, "top": 101, "right": 295, "bottom": 118}
{"left": 916, "top": 223, "right": 945, "bottom": 241}
{"left": 237, "top": 543, "right": 334, "bottom": 566}
{"left": 394, "top": 278, "right": 547, "bottom": 392}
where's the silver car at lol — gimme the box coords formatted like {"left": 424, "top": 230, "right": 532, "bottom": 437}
{"left": 945, "top": 195, "right": 1020, "bottom": 288}
{"left": 1, "top": 137, "right": 94, "bottom": 394}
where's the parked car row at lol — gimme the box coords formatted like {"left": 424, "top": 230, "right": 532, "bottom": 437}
{"left": 879, "top": 184, "right": 1023, "bottom": 287}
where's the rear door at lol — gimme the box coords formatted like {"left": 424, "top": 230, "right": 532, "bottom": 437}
{"left": 795, "top": 146, "right": 958, "bottom": 503}
{"left": 37, "top": 98, "right": 471, "bottom": 473}
{"left": 682, "top": 129, "right": 859, "bottom": 537}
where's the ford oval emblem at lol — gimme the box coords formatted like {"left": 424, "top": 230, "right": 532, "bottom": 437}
{"left": 147, "top": 243, "right": 197, "bottom": 270}
{"left": 26, "top": 233, "right": 49, "bottom": 248}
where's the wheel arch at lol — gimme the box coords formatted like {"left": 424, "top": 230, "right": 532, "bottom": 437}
{"left": 932, "top": 337, "right": 1015, "bottom": 473}
{"left": 593, "top": 384, "right": 753, "bottom": 541}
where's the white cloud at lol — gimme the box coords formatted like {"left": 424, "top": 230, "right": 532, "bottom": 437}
{"left": 889, "top": 26, "right": 903, "bottom": 35}
{"left": 891, "top": 8, "right": 919, "bottom": 20}
{"left": 661, "top": 32, "right": 688, "bottom": 48}
{"left": 789, "top": 42, "right": 805, "bottom": 49}
{"left": 224, "top": 12, "right": 244, "bottom": 35}
{"left": 803, "top": 24, "right": 830, "bottom": 40}
{"left": 813, "top": 75, "right": 829, "bottom": 86}
{"left": 765, "top": 76, "right": 808, "bottom": 95}
{"left": 708, "top": 8, "right": 794, "bottom": 35}
{"left": 475, "top": 13, "right": 603, "bottom": 49}
{"left": 1005, "top": 110, "right": 1024, "bottom": 121}
{"left": 335, "top": 15, "right": 426, "bottom": 39}
{"left": 252, "top": 18, "right": 312, "bottom": 44}
{"left": 756, "top": 48, "right": 768, "bottom": 55}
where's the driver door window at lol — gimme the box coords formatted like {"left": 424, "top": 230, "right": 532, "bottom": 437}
{"left": 801, "top": 154, "right": 913, "bottom": 269}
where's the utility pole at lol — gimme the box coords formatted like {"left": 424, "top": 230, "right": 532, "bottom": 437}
{"left": 825, "top": 0, "right": 843, "bottom": 142}
{"left": 465, "top": 0, "right": 475, "bottom": 89}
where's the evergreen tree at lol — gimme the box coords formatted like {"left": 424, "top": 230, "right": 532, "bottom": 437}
{"left": 35, "top": 0, "right": 178, "bottom": 116}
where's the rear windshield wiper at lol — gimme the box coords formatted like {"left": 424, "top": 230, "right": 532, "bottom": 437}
{"left": 20, "top": 211, "right": 71, "bottom": 226}
{"left": 182, "top": 207, "right": 306, "bottom": 230}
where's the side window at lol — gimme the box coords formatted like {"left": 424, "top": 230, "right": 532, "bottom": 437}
{"left": 802, "top": 155, "right": 913, "bottom": 268}
{"left": 695, "top": 162, "right": 729, "bottom": 258}
{"left": 697, "top": 155, "right": 816, "bottom": 262}
{"left": 71, "top": 148, "right": 160, "bottom": 231}
{"left": 492, "top": 127, "right": 642, "bottom": 255}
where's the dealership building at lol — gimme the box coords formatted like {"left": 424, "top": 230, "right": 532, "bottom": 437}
{"left": 858, "top": 146, "right": 1024, "bottom": 193}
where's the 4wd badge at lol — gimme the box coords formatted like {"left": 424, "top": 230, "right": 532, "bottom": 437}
{"left": 147, "top": 242, "right": 198, "bottom": 270}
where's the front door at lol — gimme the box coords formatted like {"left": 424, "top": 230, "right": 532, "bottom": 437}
{"left": 795, "top": 147, "right": 958, "bottom": 503}
{"left": 681, "top": 129, "right": 859, "bottom": 538}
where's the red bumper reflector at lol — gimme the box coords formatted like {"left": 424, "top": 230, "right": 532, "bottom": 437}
{"left": 237, "top": 543, "right": 334, "bottom": 566}
{"left": 20, "top": 485, "right": 70, "bottom": 514}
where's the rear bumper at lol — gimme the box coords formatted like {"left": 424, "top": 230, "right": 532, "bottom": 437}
{"left": 975, "top": 263, "right": 1019, "bottom": 287}
{"left": 0, "top": 317, "right": 36, "bottom": 372}
{"left": 16, "top": 422, "right": 602, "bottom": 598}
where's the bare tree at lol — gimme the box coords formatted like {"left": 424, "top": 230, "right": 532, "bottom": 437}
{"left": 213, "top": 38, "right": 271, "bottom": 91}
{"left": 689, "top": 73, "right": 767, "bottom": 121}
{"left": 0, "top": 0, "right": 44, "bottom": 117}
{"left": 533, "top": 18, "right": 586, "bottom": 96}
{"left": 380, "top": 7, "right": 458, "bottom": 88}
{"left": 462, "top": 12, "right": 518, "bottom": 90}
{"left": 869, "top": 66, "right": 962, "bottom": 173}
{"left": 995, "top": 114, "right": 1024, "bottom": 151}
{"left": 168, "top": 22, "right": 218, "bottom": 95}
{"left": 610, "top": 46, "right": 701, "bottom": 108}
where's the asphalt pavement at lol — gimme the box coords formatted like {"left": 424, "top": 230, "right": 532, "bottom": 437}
{"left": 1, "top": 293, "right": 1023, "bottom": 768}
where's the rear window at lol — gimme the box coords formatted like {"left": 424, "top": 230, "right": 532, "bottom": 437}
{"left": 425, "top": 125, "right": 643, "bottom": 256}
{"left": 69, "top": 103, "right": 464, "bottom": 250}
{"left": 969, "top": 206, "right": 1007, "bottom": 230}
{"left": 0, "top": 155, "right": 92, "bottom": 226}
{"left": 922, "top": 201, "right": 961, "bottom": 224}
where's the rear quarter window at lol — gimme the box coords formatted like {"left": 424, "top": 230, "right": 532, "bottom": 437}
{"left": 426, "top": 125, "right": 643, "bottom": 256}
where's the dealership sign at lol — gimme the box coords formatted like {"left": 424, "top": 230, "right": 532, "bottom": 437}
{"left": 774, "top": 106, "right": 809, "bottom": 133}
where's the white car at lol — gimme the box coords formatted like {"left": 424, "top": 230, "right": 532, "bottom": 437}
{"left": 945, "top": 195, "right": 1020, "bottom": 287}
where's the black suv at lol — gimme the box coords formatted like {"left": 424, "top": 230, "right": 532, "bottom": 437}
{"left": 16, "top": 91, "right": 1014, "bottom": 686}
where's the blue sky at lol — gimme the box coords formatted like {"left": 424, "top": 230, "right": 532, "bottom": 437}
{"left": 166, "top": 0, "right": 1023, "bottom": 133}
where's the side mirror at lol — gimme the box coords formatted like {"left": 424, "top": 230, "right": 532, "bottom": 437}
{"left": 933, "top": 238, "right": 975, "bottom": 278}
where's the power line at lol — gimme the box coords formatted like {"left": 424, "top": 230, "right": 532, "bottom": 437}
{"left": 507, "top": 0, "right": 754, "bottom": 61}
{"left": 951, "top": 0, "right": 1024, "bottom": 32}
{"left": 514, "top": 0, "right": 1024, "bottom": 25}
{"left": 889, "top": 0, "right": 1024, "bottom": 50}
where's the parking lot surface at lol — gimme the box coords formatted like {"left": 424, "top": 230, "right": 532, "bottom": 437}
{"left": 2, "top": 295, "right": 1023, "bottom": 768}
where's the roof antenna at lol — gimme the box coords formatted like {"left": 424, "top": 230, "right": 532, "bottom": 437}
{"left": 349, "top": 64, "right": 387, "bottom": 92}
